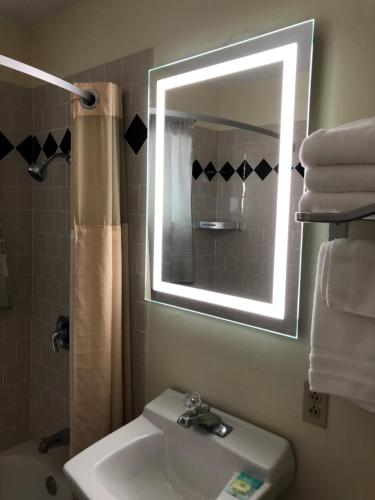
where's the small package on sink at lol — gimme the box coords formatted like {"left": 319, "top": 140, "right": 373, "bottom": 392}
{"left": 218, "top": 471, "right": 264, "bottom": 499}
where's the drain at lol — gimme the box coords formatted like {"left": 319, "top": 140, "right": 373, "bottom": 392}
{"left": 46, "top": 476, "right": 57, "bottom": 496}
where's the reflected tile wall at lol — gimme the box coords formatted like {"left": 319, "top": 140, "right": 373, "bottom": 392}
{"left": 214, "top": 126, "right": 279, "bottom": 301}
{"left": 0, "top": 81, "right": 33, "bottom": 451}
{"left": 191, "top": 122, "right": 304, "bottom": 309}
{"left": 191, "top": 125, "right": 218, "bottom": 289}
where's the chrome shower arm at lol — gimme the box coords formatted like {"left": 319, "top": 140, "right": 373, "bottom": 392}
{"left": 44, "top": 151, "right": 71, "bottom": 167}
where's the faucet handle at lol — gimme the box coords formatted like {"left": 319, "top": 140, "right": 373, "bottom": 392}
{"left": 51, "top": 330, "right": 60, "bottom": 352}
{"left": 183, "top": 392, "right": 202, "bottom": 412}
{"left": 183, "top": 392, "right": 208, "bottom": 413}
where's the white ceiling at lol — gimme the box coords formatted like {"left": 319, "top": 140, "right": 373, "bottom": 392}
{"left": 0, "top": 0, "right": 79, "bottom": 23}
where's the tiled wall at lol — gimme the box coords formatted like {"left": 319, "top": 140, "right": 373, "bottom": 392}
{"left": 78, "top": 49, "right": 151, "bottom": 417}
{"left": 29, "top": 47, "right": 152, "bottom": 444}
{"left": 30, "top": 83, "right": 71, "bottom": 443}
{"left": 121, "top": 52, "right": 151, "bottom": 416}
{"left": 0, "top": 80, "right": 32, "bottom": 451}
{"left": 0, "top": 48, "right": 152, "bottom": 452}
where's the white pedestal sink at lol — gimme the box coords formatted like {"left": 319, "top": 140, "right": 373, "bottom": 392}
{"left": 64, "top": 389, "right": 295, "bottom": 500}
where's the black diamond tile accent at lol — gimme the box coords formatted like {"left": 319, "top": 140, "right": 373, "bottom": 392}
{"left": 59, "top": 129, "right": 71, "bottom": 155}
{"left": 274, "top": 164, "right": 279, "bottom": 174}
{"left": 32, "top": 136, "right": 41, "bottom": 162}
{"left": 204, "top": 161, "right": 217, "bottom": 181}
{"left": 43, "top": 132, "right": 58, "bottom": 158}
{"left": 17, "top": 135, "right": 41, "bottom": 164}
{"left": 124, "top": 114, "right": 147, "bottom": 154}
{"left": 255, "top": 159, "right": 272, "bottom": 180}
{"left": 192, "top": 160, "right": 203, "bottom": 180}
{"left": 236, "top": 160, "right": 253, "bottom": 180}
{"left": 0, "top": 132, "right": 14, "bottom": 160}
{"left": 294, "top": 162, "right": 305, "bottom": 177}
{"left": 220, "top": 161, "right": 235, "bottom": 181}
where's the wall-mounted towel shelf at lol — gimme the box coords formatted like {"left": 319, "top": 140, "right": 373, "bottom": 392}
{"left": 296, "top": 203, "right": 375, "bottom": 240}
{"left": 296, "top": 203, "right": 375, "bottom": 224}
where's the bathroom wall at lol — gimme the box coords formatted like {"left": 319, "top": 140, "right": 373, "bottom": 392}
{"left": 19, "top": 1, "right": 375, "bottom": 498}
{"left": 0, "top": 49, "right": 150, "bottom": 451}
{"left": 28, "top": 50, "right": 151, "bottom": 443}
{"left": 30, "top": 82, "right": 71, "bottom": 443}
{"left": 78, "top": 49, "right": 152, "bottom": 415}
{"left": 0, "top": 75, "right": 73, "bottom": 451}
{"left": 0, "top": 14, "right": 32, "bottom": 87}
{"left": 0, "top": 79, "right": 33, "bottom": 451}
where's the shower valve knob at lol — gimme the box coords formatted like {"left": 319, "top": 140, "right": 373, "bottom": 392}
{"left": 51, "top": 316, "right": 69, "bottom": 352}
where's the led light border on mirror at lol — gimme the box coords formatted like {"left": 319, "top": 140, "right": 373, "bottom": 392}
{"left": 153, "top": 44, "right": 296, "bottom": 319}
{"left": 147, "top": 20, "right": 314, "bottom": 337}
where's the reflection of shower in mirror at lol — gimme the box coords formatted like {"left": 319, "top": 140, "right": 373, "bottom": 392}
{"left": 148, "top": 20, "right": 314, "bottom": 337}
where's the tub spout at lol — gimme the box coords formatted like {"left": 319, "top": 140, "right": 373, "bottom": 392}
{"left": 38, "top": 428, "right": 70, "bottom": 454}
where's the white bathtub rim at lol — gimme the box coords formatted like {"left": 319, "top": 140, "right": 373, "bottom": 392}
{"left": 0, "top": 440, "right": 68, "bottom": 484}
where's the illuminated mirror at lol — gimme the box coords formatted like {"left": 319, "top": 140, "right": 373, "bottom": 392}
{"left": 147, "top": 21, "right": 314, "bottom": 337}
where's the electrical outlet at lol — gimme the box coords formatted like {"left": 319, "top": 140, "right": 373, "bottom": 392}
{"left": 302, "top": 380, "right": 329, "bottom": 428}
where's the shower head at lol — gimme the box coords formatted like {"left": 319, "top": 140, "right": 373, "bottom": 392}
{"left": 28, "top": 163, "right": 48, "bottom": 182}
{"left": 28, "top": 152, "right": 70, "bottom": 182}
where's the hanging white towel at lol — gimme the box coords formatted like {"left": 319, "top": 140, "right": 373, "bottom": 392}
{"left": 304, "top": 164, "right": 375, "bottom": 193}
{"left": 300, "top": 116, "right": 375, "bottom": 167}
{"left": 309, "top": 242, "right": 375, "bottom": 412}
{"left": 323, "top": 238, "right": 375, "bottom": 319}
{"left": 298, "top": 191, "right": 375, "bottom": 213}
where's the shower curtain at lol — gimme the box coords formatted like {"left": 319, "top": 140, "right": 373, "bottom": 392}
{"left": 162, "top": 118, "right": 194, "bottom": 283}
{"left": 70, "top": 82, "right": 132, "bottom": 456}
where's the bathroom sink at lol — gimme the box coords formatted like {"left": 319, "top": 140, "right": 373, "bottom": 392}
{"left": 64, "top": 389, "right": 295, "bottom": 500}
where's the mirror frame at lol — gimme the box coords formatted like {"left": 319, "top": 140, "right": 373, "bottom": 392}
{"left": 147, "top": 20, "right": 314, "bottom": 336}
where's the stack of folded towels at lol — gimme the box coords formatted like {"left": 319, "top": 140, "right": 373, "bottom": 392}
{"left": 299, "top": 116, "right": 375, "bottom": 213}
{"left": 310, "top": 238, "right": 375, "bottom": 412}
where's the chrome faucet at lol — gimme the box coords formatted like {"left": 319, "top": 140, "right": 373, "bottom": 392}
{"left": 38, "top": 428, "right": 70, "bottom": 454}
{"left": 177, "top": 392, "right": 233, "bottom": 438}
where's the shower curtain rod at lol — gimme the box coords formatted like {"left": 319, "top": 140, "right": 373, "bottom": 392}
{"left": 0, "top": 54, "right": 97, "bottom": 108}
{"left": 150, "top": 107, "right": 280, "bottom": 139}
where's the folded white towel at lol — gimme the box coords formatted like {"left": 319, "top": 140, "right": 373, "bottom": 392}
{"left": 298, "top": 191, "right": 375, "bottom": 213}
{"left": 300, "top": 116, "right": 375, "bottom": 167}
{"left": 323, "top": 238, "right": 375, "bottom": 319}
{"left": 309, "top": 242, "right": 375, "bottom": 412}
{"left": 304, "top": 165, "right": 375, "bottom": 193}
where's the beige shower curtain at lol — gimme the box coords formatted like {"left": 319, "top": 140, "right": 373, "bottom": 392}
{"left": 70, "top": 82, "right": 132, "bottom": 456}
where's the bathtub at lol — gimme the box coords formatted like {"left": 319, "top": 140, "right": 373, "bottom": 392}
{"left": 0, "top": 441, "right": 72, "bottom": 500}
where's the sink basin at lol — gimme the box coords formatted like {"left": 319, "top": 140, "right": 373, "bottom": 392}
{"left": 64, "top": 389, "right": 295, "bottom": 500}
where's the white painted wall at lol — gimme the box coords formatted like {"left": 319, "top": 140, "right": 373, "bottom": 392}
{"left": 29, "top": 0, "right": 375, "bottom": 129}
{"left": 3, "top": 1, "right": 374, "bottom": 499}
{"left": 0, "top": 14, "right": 32, "bottom": 85}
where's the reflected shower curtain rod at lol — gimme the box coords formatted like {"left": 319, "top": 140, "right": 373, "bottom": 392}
{"left": 0, "top": 54, "right": 98, "bottom": 108}
{"left": 150, "top": 107, "right": 280, "bottom": 139}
